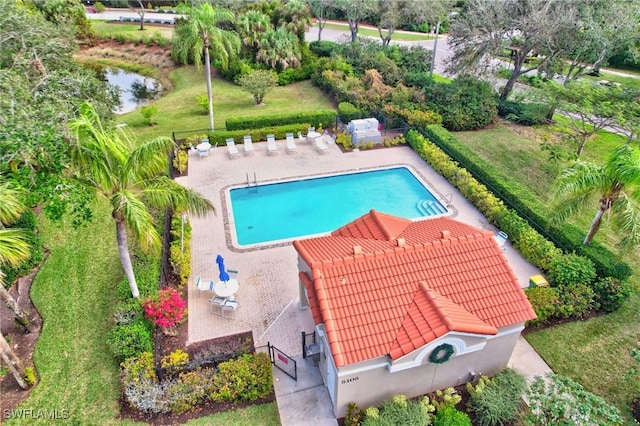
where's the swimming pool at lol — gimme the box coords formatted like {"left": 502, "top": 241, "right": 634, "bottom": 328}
{"left": 228, "top": 166, "right": 448, "bottom": 246}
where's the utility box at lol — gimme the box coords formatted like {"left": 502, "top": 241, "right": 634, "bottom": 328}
{"left": 348, "top": 118, "right": 383, "bottom": 146}
{"left": 528, "top": 275, "right": 549, "bottom": 289}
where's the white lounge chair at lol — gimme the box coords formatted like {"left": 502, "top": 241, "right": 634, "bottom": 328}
{"left": 243, "top": 135, "right": 255, "bottom": 156}
{"left": 314, "top": 135, "right": 330, "bottom": 154}
{"left": 266, "top": 134, "right": 278, "bottom": 156}
{"left": 226, "top": 138, "right": 240, "bottom": 159}
{"left": 286, "top": 133, "right": 297, "bottom": 154}
{"left": 298, "top": 131, "right": 305, "bottom": 143}
{"left": 197, "top": 139, "right": 211, "bottom": 157}
{"left": 494, "top": 231, "right": 508, "bottom": 251}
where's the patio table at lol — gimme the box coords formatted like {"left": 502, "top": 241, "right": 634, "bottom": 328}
{"left": 213, "top": 279, "right": 239, "bottom": 300}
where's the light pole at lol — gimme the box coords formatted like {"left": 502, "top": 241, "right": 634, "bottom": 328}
{"left": 429, "top": 12, "right": 456, "bottom": 79}
{"left": 429, "top": 20, "right": 442, "bottom": 79}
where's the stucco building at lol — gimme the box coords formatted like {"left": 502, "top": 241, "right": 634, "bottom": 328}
{"left": 293, "top": 210, "right": 536, "bottom": 418}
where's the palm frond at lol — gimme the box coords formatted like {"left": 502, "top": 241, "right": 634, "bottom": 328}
{"left": 140, "top": 177, "right": 214, "bottom": 216}
{"left": 125, "top": 137, "right": 174, "bottom": 182}
{"left": 0, "top": 179, "right": 27, "bottom": 225}
{"left": 612, "top": 193, "right": 640, "bottom": 253}
{"left": 111, "top": 191, "right": 160, "bottom": 253}
{"left": 0, "top": 228, "right": 30, "bottom": 266}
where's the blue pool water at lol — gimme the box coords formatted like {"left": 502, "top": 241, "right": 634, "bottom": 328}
{"left": 229, "top": 167, "right": 448, "bottom": 246}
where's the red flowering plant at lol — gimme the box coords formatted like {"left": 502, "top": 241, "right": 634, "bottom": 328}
{"left": 143, "top": 288, "right": 187, "bottom": 330}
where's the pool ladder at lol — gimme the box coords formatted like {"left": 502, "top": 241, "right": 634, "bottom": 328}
{"left": 246, "top": 172, "right": 258, "bottom": 192}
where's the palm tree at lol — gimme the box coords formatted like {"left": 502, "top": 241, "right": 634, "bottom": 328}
{"left": 280, "top": 0, "right": 311, "bottom": 43}
{"left": 172, "top": 3, "right": 240, "bottom": 131}
{"left": 237, "top": 10, "right": 271, "bottom": 51}
{"left": 69, "top": 103, "right": 214, "bottom": 298}
{"left": 551, "top": 144, "right": 640, "bottom": 251}
{"left": 257, "top": 27, "right": 302, "bottom": 70}
{"left": 0, "top": 178, "right": 33, "bottom": 389}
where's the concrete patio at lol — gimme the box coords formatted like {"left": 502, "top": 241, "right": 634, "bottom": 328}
{"left": 177, "top": 136, "right": 549, "bottom": 424}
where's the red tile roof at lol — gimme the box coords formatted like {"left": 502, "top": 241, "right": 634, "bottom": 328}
{"left": 293, "top": 210, "right": 536, "bottom": 367}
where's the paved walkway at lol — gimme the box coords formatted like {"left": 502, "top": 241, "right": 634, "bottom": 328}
{"left": 178, "top": 136, "right": 551, "bottom": 425}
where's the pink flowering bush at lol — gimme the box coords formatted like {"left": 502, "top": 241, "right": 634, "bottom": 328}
{"left": 143, "top": 288, "right": 186, "bottom": 329}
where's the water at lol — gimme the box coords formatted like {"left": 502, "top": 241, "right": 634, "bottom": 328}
{"left": 101, "top": 68, "right": 161, "bottom": 114}
{"left": 229, "top": 167, "right": 448, "bottom": 246}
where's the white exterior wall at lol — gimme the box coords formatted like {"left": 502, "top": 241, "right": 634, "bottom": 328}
{"left": 328, "top": 324, "right": 524, "bottom": 418}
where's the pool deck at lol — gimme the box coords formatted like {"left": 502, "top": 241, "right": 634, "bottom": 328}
{"left": 177, "top": 137, "right": 547, "bottom": 424}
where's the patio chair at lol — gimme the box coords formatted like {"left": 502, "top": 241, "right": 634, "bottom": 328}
{"left": 243, "top": 135, "right": 255, "bottom": 156}
{"left": 314, "top": 136, "right": 330, "bottom": 154}
{"left": 286, "top": 133, "right": 297, "bottom": 154}
{"left": 266, "top": 134, "right": 278, "bottom": 156}
{"left": 227, "top": 269, "right": 238, "bottom": 280}
{"left": 226, "top": 138, "right": 240, "bottom": 159}
{"left": 222, "top": 299, "right": 240, "bottom": 318}
{"left": 197, "top": 140, "right": 211, "bottom": 157}
{"left": 195, "top": 276, "right": 213, "bottom": 296}
{"left": 210, "top": 296, "right": 227, "bottom": 315}
{"left": 298, "top": 131, "right": 306, "bottom": 143}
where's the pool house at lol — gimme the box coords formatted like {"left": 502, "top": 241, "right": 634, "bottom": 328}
{"left": 293, "top": 210, "right": 536, "bottom": 417}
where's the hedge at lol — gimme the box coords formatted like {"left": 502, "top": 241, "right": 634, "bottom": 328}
{"left": 497, "top": 100, "right": 553, "bottom": 126}
{"left": 225, "top": 110, "right": 337, "bottom": 131}
{"left": 417, "top": 125, "right": 631, "bottom": 280}
{"left": 197, "top": 123, "right": 312, "bottom": 146}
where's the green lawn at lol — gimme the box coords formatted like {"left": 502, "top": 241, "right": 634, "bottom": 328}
{"left": 117, "top": 66, "right": 336, "bottom": 140}
{"left": 319, "top": 22, "right": 433, "bottom": 41}
{"left": 452, "top": 120, "right": 640, "bottom": 423}
{"left": 91, "top": 20, "right": 174, "bottom": 41}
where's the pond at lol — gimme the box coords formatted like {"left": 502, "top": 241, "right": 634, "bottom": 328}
{"left": 98, "top": 67, "right": 162, "bottom": 114}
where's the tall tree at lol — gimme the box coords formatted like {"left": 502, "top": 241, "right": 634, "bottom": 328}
{"left": 172, "top": 3, "right": 240, "bottom": 131}
{"left": 335, "top": 0, "right": 378, "bottom": 43}
{"left": 375, "top": 0, "right": 403, "bottom": 48}
{"left": 68, "top": 104, "right": 215, "bottom": 298}
{"left": 542, "top": 80, "right": 631, "bottom": 156}
{"left": 257, "top": 27, "right": 302, "bottom": 70}
{"left": 237, "top": 10, "right": 272, "bottom": 52}
{"left": 280, "top": 0, "right": 312, "bottom": 43}
{"left": 0, "top": 179, "right": 33, "bottom": 389}
{"left": 551, "top": 144, "right": 640, "bottom": 251}
{"left": 447, "top": 0, "right": 578, "bottom": 100}
{"left": 308, "top": 0, "right": 333, "bottom": 41}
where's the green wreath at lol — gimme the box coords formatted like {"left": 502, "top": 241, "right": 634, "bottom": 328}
{"left": 429, "top": 343, "right": 455, "bottom": 364}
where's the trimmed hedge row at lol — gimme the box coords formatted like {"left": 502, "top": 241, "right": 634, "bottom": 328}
{"left": 225, "top": 110, "right": 337, "bottom": 131}
{"left": 497, "top": 100, "right": 553, "bottom": 126}
{"left": 418, "top": 125, "right": 631, "bottom": 280}
{"left": 199, "top": 123, "right": 313, "bottom": 146}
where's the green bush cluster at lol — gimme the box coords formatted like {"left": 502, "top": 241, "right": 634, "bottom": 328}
{"left": 498, "top": 100, "right": 553, "bottom": 125}
{"left": 206, "top": 123, "right": 312, "bottom": 146}
{"left": 210, "top": 353, "right": 273, "bottom": 402}
{"left": 467, "top": 369, "right": 526, "bottom": 426}
{"left": 362, "top": 394, "right": 434, "bottom": 426}
{"left": 169, "top": 213, "right": 191, "bottom": 288}
{"left": 94, "top": 2, "right": 105, "bottom": 13}
{"left": 225, "top": 110, "right": 336, "bottom": 131}
{"left": 107, "top": 318, "right": 154, "bottom": 363}
{"left": 116, "top": 252, "right": 160, "bottom": 300}
{"left": 406, "top": 129, "right": 632, "bottom": 323}
{"left": 414, "top": 126, "right": 631, "bottom": 281}
{"left": 0, "top": 210, "right": 43, "bottom": 288}
{"left": 309, "top": 40, "right": 341, "bottom": 57}
{"left": 433, "top": 406, "right": 472, "bottom": 426}
{"left": 338, "top": 102, "right": 362, "bottom": 123}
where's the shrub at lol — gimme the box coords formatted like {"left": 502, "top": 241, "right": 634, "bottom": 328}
{"left": 309, "top": 40, "right": 341, "bottom": 57}
{"left": 591, "top": 277, "right": 632, "bottom": 312}
{"left": 94, "top": 2, "right": 105, "bottom": 13}
{"left": 498, "top": 100, "right": 552, "bottom": 125}
{"left": 24, "top": 367, "right": 36, "bottom": 386}
{"left": 434, "top": 406, "right": 472, "bottom": 426}
{"left": 0, "top": 210, "right": 43, "bottom": 288}
{"left": 207, "top": 123, "right": 312, "bottom": 146}
{"left": 469, "top": 369, "right": 526, "bottom": 426}
{"left": 345, "top": 402, "right": 364, "bottom": 426}
{"left": 107, "top": 318, "right": 154, "bottom": 362}
{"left": 338, "top": 102, "right": 362, "bottom": 123}
{"left": 425, "top": 76, "right": 498, "bottom": 131}
{"left": 116, "top": 252, "right": 160, "bottom": 300}
{"left": 169, "top": 213, "right": 191, "bottom": 287}
{"left": 363, "top": 394, "right": 431, "bottom": 426}
{"left": 547, "top": 254, "right": 596, "bottom": 287}
{"left": 113, "top": 298, "right": 145, "bottom": 326}
{"left": 210, "top": 353, "right": 273, "bottom": 402}
{"left": 195, "top": 95, "right": 209, "bottom": 115}
{"left": 166, "top": 369, "right": 216, "bottom": 414}
{"left": 225, "top": 110, "right": 336, "bottom": 131}
{"left": 161, "top": 349, "right": 189, "bottom": 370}
{"left": 172, "top": 149, "right": 187, "bottom": 174}
{"left": 525, "top": 287, "right": 559, "bottom": 325}
{"left": 143, "top": 288, "right": 186, "bottom": 329}
{"left": 431, "top": 388, "right": 462, "bottom": 411}
{"left": 557, "top": 283, "right": 596, "bottom": 318}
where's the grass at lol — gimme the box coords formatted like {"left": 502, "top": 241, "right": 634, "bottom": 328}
{"left": 117, "top": 66, "right": 336, "bottom": 140}
{"left": 452, "top": 119, "right": 640, "bottom": 423}
{"left": 319, "top": 22, "right": 433, "bottom": 41}
{"left": 91, "top": 20, "right": 174, "bottom": 41}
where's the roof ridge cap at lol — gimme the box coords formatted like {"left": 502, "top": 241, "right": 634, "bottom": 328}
{"left": 369, "top": 209, "right": 394, "bottom": 241}
{"left": 419, "top": 282, "right": 456, "bottom": 330}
